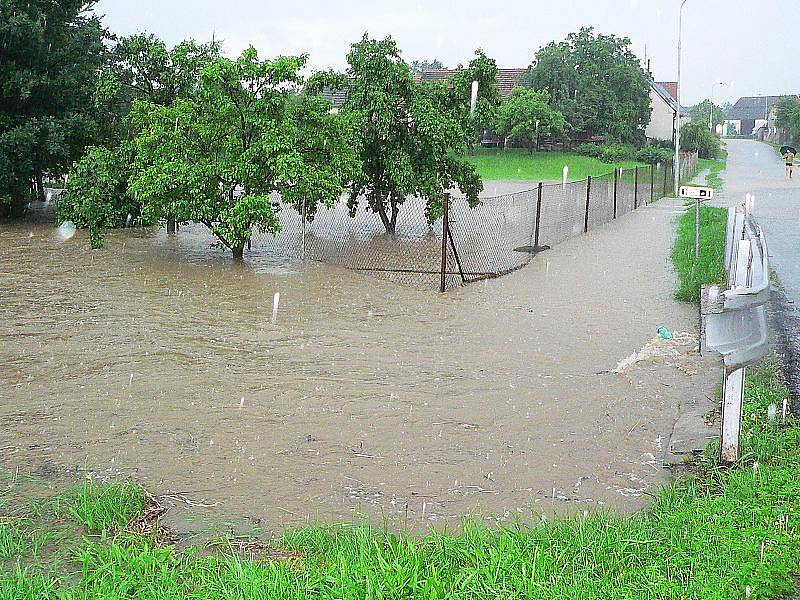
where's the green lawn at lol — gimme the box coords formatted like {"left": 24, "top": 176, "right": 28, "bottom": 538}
{"left": 671, "top": 205, "right": 728, "bottom": 302}
{"left": 465, "top": 148, "right": 644, "bottom": 181}
{"left": 2, "top": 358, "right": 799, "bottom": 598}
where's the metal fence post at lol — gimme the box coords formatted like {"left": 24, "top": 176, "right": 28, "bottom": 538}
{"left": 300, "top": 197, "right": 307, "bottom": 260}
{"left": 613, "top": 169, "right": 618, "bottom": 219}
{"left": 584, "top": 176, "right": 592, "bottom": 233}
{"left": 650, "top": 166, "right": 655, "bottom": 204}
{"left": 633, "top": 166, "right": 639, "bottom": 209}
{"left": 664, "top": 161, "right": 669, "bottom": 196}
{"left": 440, "top": 192, "right": 450, "bottom": 293}
{"left": 534, "top": 182, "right": 543, "bottom": 249}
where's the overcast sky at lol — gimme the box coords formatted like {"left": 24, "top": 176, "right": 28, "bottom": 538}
{"left": 94, "top": 0, "right": 799, "bottom": 106}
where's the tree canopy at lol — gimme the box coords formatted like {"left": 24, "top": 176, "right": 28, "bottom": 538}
{"left": 127, "top": 48, "right": 358, "bottom": 258}
{"left": 775, "top": 96, "right": 800, "bottom": 143}
{"left": 334, "top": 34, "right": 482, "bottom": 233}
{"left": 521, "top": 27, "right": 651, "bottom": 145}
{"left": 0, "top": 0, "right": 106, "bottom": 214}
{"left": 410, "top": 58, "right": 444, "bottom": 74}
{"left": 689, "top": 100, "right": 730, "bottom": 130}
{"left": 495, "top": 88, "right": 567, "bottom": 153}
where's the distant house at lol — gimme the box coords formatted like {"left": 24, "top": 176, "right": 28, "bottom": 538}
{"left": 724, "top": 96, "right": 783, "bottom": 136}
{"left": 646, "top": 81, "right": 689, "bottom": 142}
{"left": 413, "top": 67, "right": 528, "bottom": 98}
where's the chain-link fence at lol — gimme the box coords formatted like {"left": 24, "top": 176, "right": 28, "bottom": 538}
{"left": 252, "top": 154, "right": 698, "bottom": 291}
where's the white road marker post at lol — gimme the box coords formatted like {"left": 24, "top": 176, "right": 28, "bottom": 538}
{"left": 679, "top": 186, "right": 714, "bottom": 260}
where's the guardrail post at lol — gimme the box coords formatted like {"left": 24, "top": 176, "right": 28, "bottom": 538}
{"left": 721, "top": 367, "right": 745, "bottom": 462}
{"left": 613, "top": 169, "right": 618, "bottom": 219}
{"left": 633, "top": 166, "right": 639, "bottom": 209}
{"left": 440, "top": 192, "right": 450, "bottom": 293}
{"left": 584, "top": 176, "right": 592, "bottom": 233}
{"left": 534, "top": 182, "right": 543, "bottom": 249}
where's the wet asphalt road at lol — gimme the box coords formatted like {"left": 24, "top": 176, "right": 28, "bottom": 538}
{"left": 720, "top": 139, "right": 800, "bottom": 300}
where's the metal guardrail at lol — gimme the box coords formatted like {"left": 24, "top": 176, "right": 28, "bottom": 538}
{"left": 704, "top": 202, "right": 770, "bottom": 462}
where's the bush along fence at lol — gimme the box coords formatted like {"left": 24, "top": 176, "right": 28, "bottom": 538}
{"left": 253, "top": 154, "right": 698, "bottom": 291}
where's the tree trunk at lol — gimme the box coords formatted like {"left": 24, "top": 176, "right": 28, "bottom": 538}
{"left": 389, "top": 199, "right": 398, "bottom": 234}
{"left": 232, "top": 245, "right": 244, "bottom": 260}
{"left": 35, "top": 171, "right": 45, "bottom": 203}
{"left": 376, "top": 196, "right": 393, "bottom": 234}
{"left": 167, "top": 218, "right": 176, "bottom": 234}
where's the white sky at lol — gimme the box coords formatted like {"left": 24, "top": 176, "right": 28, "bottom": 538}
{"left": 94, "top": 0, "right": 800, "bottom": 105}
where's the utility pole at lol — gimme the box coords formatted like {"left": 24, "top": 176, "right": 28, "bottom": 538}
{"left": 709, "top": 81, "right": 725, "bottom": 132}
{"left": 674, "top": 0, "right": 689, "bottom": 194}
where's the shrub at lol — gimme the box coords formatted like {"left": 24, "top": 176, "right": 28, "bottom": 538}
{"left": 680, "top": 121, "right": 720, "bottom": 159}
{"left": 576, "top": 142, "right": 635, "bottom": 163}
{"left": 56, "top": 144, "right": 143, "bottom": 248}
{"left": 635, "top": 145, "right": 673, "bottom": 164}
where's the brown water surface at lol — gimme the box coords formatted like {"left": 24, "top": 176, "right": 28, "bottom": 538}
{"left": 0, "top": 208, "right": 711, "bottom": 537}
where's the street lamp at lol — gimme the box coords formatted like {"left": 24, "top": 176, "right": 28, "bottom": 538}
{"left": 674, "top": 0, "right": 689, "bottom": 195}
{"left": 709, "top": 81, "right": 725, "bottom": 132}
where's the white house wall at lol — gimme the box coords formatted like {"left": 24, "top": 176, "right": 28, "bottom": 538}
{"left": 645, "top": 88, "right": 675, "bottom": 141}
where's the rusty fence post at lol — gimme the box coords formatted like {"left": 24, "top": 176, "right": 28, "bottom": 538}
{"left": 440, "top": 192, "right": 450, "bottom": 293}
{"left": 633, "top": 166, "right": 639, "bottom": 209}
{"left": 534, "top": 182, "right": 543, "bottom": 249}
{"left": 613, "top": 169, "right": 618, "bottom": 219}
{"left": 584, "top": 176, "right": 592, "bottom": 233}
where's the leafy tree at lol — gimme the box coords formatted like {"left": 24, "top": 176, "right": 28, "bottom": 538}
{"left": 775, "top": 96, "right": 800, "bottom": 143}
{"left": 680, "top": 121, "right": 720, "bottom": 159}
{"left": 337, "top": 34, "right": 483, "bottom": 233}
{"left": 521, "top": 27, "right": 651, "bottom": 145}
{"left": 128, "top": 48, "right": 357, "bottom": 259}
{"left": 689, "top": 99, "right": 729, "bottom": 130}
{"left": 495, "top": 87, "right": 567, "bottom": 153}
{"left": 410, "top": 58, "right": 444, "bottom": 74}
{"left": 56, "top": 143, "right": 140, "bottom": 248}
{"left": 424, "top": 49, "right": 501, "bottom": 154}
{"left": 0, "top": 0, "right": 106, "bottom": 216}
{"left": 94, "top": 34, "right": 221, "bottom": 141}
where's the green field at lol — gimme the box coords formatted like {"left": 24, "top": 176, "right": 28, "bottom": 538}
{"left": 465, "top": 148, "right": 644, "bottom": 181}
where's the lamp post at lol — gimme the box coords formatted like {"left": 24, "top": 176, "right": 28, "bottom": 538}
{"left": 674, "top": 0, "right": 689, "bottom": 195}
{"left": 709, "top": 81, "right": 725, "bottom": 132}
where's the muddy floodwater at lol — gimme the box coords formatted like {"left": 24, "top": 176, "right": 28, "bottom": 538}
{"left": 1, "top": 207, "right": 711, "bottom": 538}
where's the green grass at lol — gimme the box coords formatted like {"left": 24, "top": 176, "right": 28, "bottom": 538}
{"left": 695, "top": 148, "right": 728, "bottom": 189}
{"left": 672, "top": 205, "right": 728, "bottom": 302}
{"left": 465, "top": 148, "right": 644, "bottom": 181}
{"left": 1, "top": 359, "right": 799, "bottom": 598}
{"left": 57, "top": 480, "right": 144, "bottom": 534}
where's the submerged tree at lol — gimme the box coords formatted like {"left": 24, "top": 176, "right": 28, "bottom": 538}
{"left": 128, "top": 48, "right": 357, "bottom": 259}
{"left": 337, "top": 34, "right": 482, "bottom": 234}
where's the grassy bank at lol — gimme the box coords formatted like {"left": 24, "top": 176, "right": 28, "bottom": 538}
{"left": 2, "top": 360, "right": 799, "bottom": 598}
{"left": 672, "top": 205, "right": 728, "bottom": 302}
{"left": 465, "top": 148, "right": 643, "bottom": 181}
{"left": 696, "top": 148, "right": 728, "bottom": 189}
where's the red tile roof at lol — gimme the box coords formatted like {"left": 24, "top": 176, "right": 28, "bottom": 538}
{"left": 416, "top": 68, "right": 527, "bottom": 98}
{"left": 656, "top": 82, "right": 678, "bottom": 102}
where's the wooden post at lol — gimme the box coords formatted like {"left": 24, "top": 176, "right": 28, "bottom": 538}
{"left": 633, "top": 166, "right": 639, "bottom": 209}
{"left": 612, "top": 169, "right": 618, "bottom": 219}
{"left": 534, "top": 182, "right": 543, "bottom": 248}
{"left": 440, "top": 193, "right": 450, "bottom": 293}
{"left": 584, "top": 176, "right": 592, "bottom": 233}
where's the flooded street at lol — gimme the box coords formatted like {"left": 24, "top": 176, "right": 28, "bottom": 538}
{"left": 1, "top": 210, "right": 712, "bottom": 537}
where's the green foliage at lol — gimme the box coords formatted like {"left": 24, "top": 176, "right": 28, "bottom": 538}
{"left": 129, "top": 47, "right": 357, "bottom": 257}
{"left": 689, "top": 99, "right": 730, "bottom": 129}
{"left": 495, "top": 87, "right": 567, "bottom": 153}
{"left": 0, "top": 0, "right": 107, "bottom": 216}
{"left": 522, "top": 27, "right": 651, "bottom": 145}
{"left": 576, "top": 142, "right": 647, "bottom": 163}
{"left": 671, "top": 205, "right": 727, "bottom": 302}
{"left": 59, "top": 480, "right": 144, "bottom": 534}
{"left": 774, "top": 96, "right": 800, "bottom": 143}
{"left": 338, "top": 34, "right": 482, "bottom": 233}
{"left": 410, "top": 58, "right": 444, "bottom": 74}
{"left": 633, "top": 144, "right": 674, "bottom": 165}
{"left": 466, "top": 149, "right": 642, "bottom": 181}
{"left": 681, "top": 121, "right": 721, "bottom": 159}
{"left": 56, "top": 144, "right": 142, "bottom": 248}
